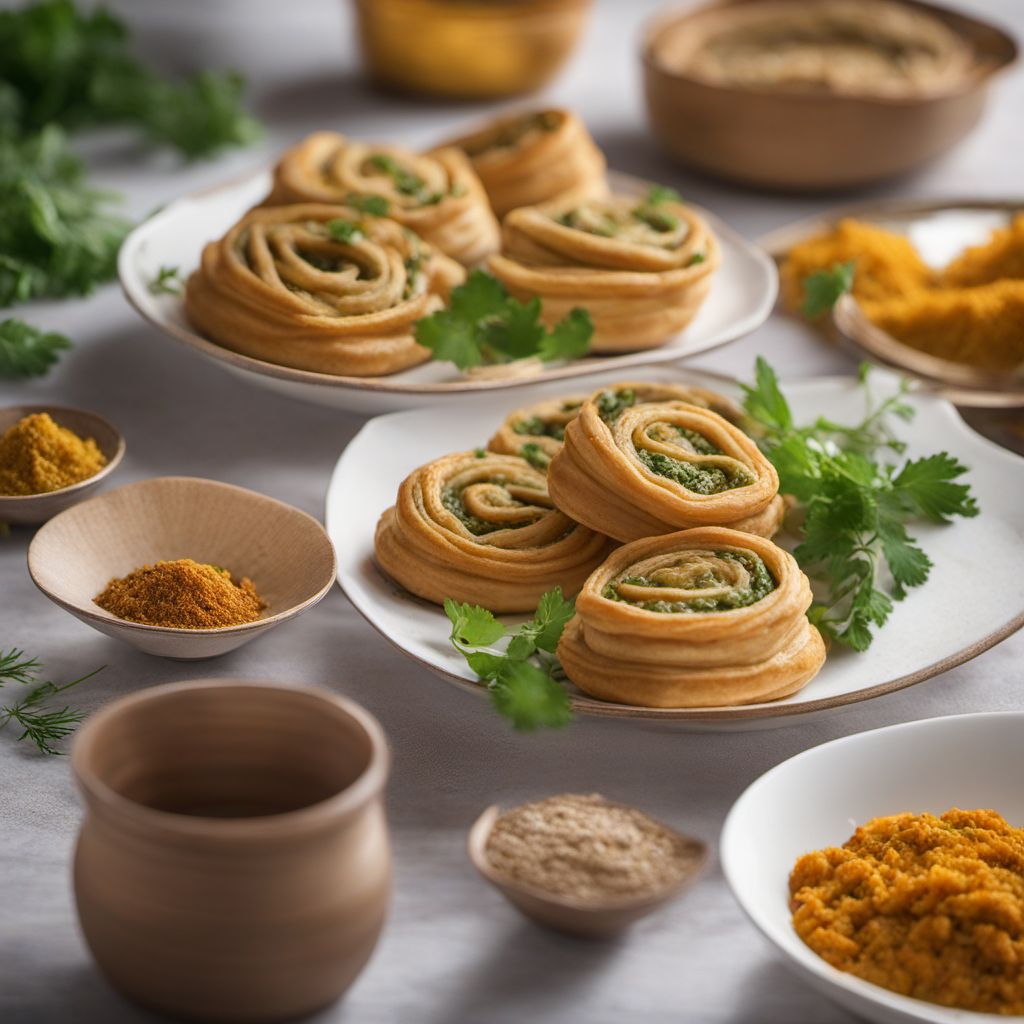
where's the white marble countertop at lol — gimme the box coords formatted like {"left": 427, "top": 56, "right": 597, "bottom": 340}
{"left": 2, "top": 1, "right": 1023, "bottom": 1021}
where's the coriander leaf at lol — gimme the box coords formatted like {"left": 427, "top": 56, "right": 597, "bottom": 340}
{"left": 148, "top": 265, "right": 182, "bottom": 296}
{"left": 530, "top": 588, "right": 575, "bottom": 653}
{"left": 483, "top": 296, "right": 544, "bottom": 360}
{"left": 326, "top": 218, "right": 364, "bottom": 243}
{"left": 801, "top": 260, "right": 854, "bottom": 318}
{"left": 892, "top": 453, "right": 979, "bottom": 523}
{"left": 465, "top": 650, "right": 505, "bottom": 681}
{"left": 0, "top": 317, "right": 71, "bottom": 377}
{"left": 879, "top": 529, "right": 931, "bottom": 595}
{"left": 346, "top": 193, "right": 389, "bottom": 216}
{"left": 449, "top": 269, "right": 507, "bottom": 324}
{"left": 741, "top": 356, "right": 793, "bottom": 434}
{"left": 537, "top": 307, "right": 593, "bottom": 362}
{"left": 443, "top": 598, "right": 506, "bottom": 648}
{"left": 415, "top": 309, "right": 483, "bottom": 371}
{"left": 506, "top": 633, "right": 539, "bottom": 662}
{"left": 490, "top": 659, "right": 571, "bottom": 731}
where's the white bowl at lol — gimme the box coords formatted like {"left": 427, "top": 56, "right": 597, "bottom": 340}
{"left": 722, "top": 712, "right": 1024, "bottom": 1023}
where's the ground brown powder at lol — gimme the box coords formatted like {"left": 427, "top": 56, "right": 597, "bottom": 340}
{"left": 485, "top": 793, "right": 699, "bottom": 902}
{"left": 94, "top": 559, "right": 266, "bottom": 629}
{"left": 0, "top": 412, "right": 107, "bottom": 496}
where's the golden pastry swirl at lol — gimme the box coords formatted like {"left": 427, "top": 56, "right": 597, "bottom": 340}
{"left": 557, "top": 527, "right": 826, "bottom": 708}
{"left": 184, "top": 203, "right": 465, "bottom": 377}
{"left": 437, "top": 109, "right": 608, "bottom": 218}
{"left": 488, "top": 194, "right": 720, "bottom": 352}
{"left": 487, "top": 381, "right": 744, "bottom": 468}
{"left": 547, "top": 384, "right": 783, "bottom": 543}
{"left": 266, "top": 132, "right": 500, "bottom": 266}
{"left": 374, "top": 451, "right": 612, "bottom": 613}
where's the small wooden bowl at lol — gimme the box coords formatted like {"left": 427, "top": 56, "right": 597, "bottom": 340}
{"left": 642, "top": 0, "right": 1017, "bottom": 192}
{"left": 28, "top": 477, "right": 336, "bottom": 660}
{"left": 352, "top": 0, "right": 592, "bottom": 100}
{"left": 0, "top": 405, "right": 124, "bottom": 526}
{"left": 467, "top": 804, "right": 708, "bottom": 939}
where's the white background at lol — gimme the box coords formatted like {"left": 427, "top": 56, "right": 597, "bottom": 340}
{"left": 2, "top": 1, "right": 1022, "bottom": 1021}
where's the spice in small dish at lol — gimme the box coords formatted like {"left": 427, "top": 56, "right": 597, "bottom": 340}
{"left": 790, "top": 808, "right": 1024, "bottom": 1014}
{"left": 485, "top": 793, "right": 701, "bottom": 903}
{"left": 94, "top": 559, "right": 266, "bottom": 629}
{"left": 0, "top": 412, "right": 107, "bottom": 496}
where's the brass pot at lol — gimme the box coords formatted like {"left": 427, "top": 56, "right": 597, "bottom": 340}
{"left": 353, "top": 0, "right": 593, "bottom": 99}
{"left": 72, "top": 679, "right": 391, "bottom": 1023}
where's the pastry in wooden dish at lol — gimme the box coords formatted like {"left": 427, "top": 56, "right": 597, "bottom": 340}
{"left": 437, "top": 109, "right": 607, "bottom": 218}
{"left": 488, "top": 193, "right": 719, "bottom": 352}
{"left": 184, "top": 203, "right": 464, "bottom": 377}
{"left": 266, "top": 132, "right": 500, "bottom": 266}
{"left": 557, "top": 527, "right": 825, "bottom": 708}
{"left": 547, "top": 383, "right": 782, "bottom": 543}
{"left": 487, "top": 381, "right": 743, "bottom": 467}
{"left": 374, "top": 451, "right": 612, "bottom": 613}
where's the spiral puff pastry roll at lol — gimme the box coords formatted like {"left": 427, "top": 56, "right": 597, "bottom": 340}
{"left": 184, "top": 204, "right": 465, "bottom": 376}
{"left": 437, "top": 109, "right": 607, "bottom": 218}
{"left": 266, "top": 132, "right": 500, "bottom": 266}
{"left": 488, "top": 194, "right": 719, "bottom": 352}
{"left": 558, "top": 528, "right": 826, "bottom": 708}
{"left": 487, "top": 381, "right": 744, "bottom": 468}
{"left": 547, "top": 384, "right": 783, "bottom": 542}
{"left": 374, "top": 452, "right": 612, "bottom": 614}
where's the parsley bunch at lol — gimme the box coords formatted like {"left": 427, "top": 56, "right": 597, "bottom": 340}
{"left": 0, "top": 0, "right": 260, "bottom": 158}
{"left": 0, "top": 317, "right": 71, "bottom": 377}
{"left": 415, "top": 270, "right": 593, "bottom": 371}
{"left": 444, "top": 588, "right": 575, "bottom": 730}
{"left": 742, "top": 358, "right": 979, "bottom": 650}
{"left": 0, "top": 648, "right": 102, "bottom": 755}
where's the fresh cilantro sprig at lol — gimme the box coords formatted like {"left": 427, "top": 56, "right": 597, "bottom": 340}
{"left": 801, "top": 260, "right": 854, "bottom": 318}
{"left": 0, "top": 317, "right": 71, "bottom": 377}
{"left": 444, "top": 588, "right": 575, "bottom": 730}
{"left": 0, "top": 0, "right": 261, "bottom": 159}
{"left": 742, "top": 358, "right": 978, "bottom": 650}
{"left": 147, "top": 265, "right": 182, "bottom": 296}
{"left": 415, "top": 270, "right": 593, "bottom": 371}
{"left": 0, "top": 647, "right": 103, "bottom": 755}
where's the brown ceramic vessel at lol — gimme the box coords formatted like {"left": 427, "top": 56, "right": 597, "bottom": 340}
{"left": 72, "top": 679, "right": 391, "bottom": 1023}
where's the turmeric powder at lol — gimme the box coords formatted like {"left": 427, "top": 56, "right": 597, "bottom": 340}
{"left": 95, "top": 559, "right": 266, "bottom": 629}
{"left": 0, "top": 412, "right": 107, "bottom": 496}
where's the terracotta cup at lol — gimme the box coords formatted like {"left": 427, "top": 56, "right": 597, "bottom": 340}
{"left": 71, "top": 680, "right": 391, "bottom": 1023}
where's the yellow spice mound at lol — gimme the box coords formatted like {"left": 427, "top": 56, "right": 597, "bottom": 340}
{"left": 0, "top": 412, "right": 107, "bottom": 496}
{"left": 94, "top": 559, "right": 266, "bottom": 629}
{"left": 780, "top": 218, "right": 933, "bottom": 314}
{"left": 790, "top": 808, "right": 1024, "bottom": 1015}
{"left": 944, "top": 214, "right": 1024, "bottom": 287}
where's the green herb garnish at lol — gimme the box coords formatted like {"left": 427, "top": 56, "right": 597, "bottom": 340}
{"left": 326, "top": 218, "right": 364, "bottom": 244}
{"left": 346, "top": 193, "right": 389, "bottom": 216}
{"left": 444, "top": 588, "right": 574, "bottom": 730}
{"left": 742, "top": 357, "right": 979, "bottom": 650}
{"left": 520, "top": 443, "right": 550, "bottom": 470}
{"left": 0, "top": 648, "right": 103, "bottom": 755}
{"left": 0, "top": 317, "right": 70, "bottom": 377}
{"left": 801, "top": 260, "right": 855, "bottom": 318}
{"left": 414, "top": 270, "right": 592, "bottom": 371}
{"left": 0, "top": 0, "right": 261, "bottom": 158}
{"left": 148, "top": 265, "right": 182, "bottom": 296}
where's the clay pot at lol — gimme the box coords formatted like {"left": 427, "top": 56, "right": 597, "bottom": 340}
{"left": 71, "top": 679, "right": 390, "bottom": 1023}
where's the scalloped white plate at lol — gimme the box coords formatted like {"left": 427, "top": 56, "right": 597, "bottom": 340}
{"left": 118, "top": 169, "right": 776, "bottom": 415}
{"left": 325, "top": 364, "right": 1024, "bottom": 730}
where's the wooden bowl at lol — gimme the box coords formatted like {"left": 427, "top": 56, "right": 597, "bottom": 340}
{"left": 28, "top": 477, "right": 336, "bottom": 660}
{"left": 642, "top": 0, "right": 1018, "bottom": 192}
{"left": 0, "top": 405, "right": 124, "bottom": 526}
{"left": 352, "top": 0, "right": 592, "bottom": 99}
{"left": 467, "top": 803, "right": 708, "bottom": 939}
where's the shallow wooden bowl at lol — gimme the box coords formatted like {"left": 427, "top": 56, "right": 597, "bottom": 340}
{"left": 467, "top": 804, "right": 708, "bottom": 939}
{"left": 352, "top": 0, "right": 592, "bottom": 99}
{"left": 0, "top": 405, "right": 124, "bottom": 526}
{"left": 28, "top": 477, "right": 336, "bottom": 660}
{"left": 642, "top": 0, "right": 1017, "bottom": 192}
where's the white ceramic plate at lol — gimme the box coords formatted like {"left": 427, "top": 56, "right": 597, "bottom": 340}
{"left": 722, "top": 712, "right": 1024, "bottom": 1023}
{"left": 118, "top": 170, "right": 776, "bottom": 415}
{"left": 325, "top": 364, "right": 1024, "bottom": 730}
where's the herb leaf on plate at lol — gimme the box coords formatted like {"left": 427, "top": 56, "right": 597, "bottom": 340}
{"left": 742, "top": 357, "right": 978, "bottom": 651}
{"left": 444, "top": 588, "right": 574, "bottom": 730}
{"left": 0, "top": 317, "right": 70, "bottom": 377}
{"left": 801, "top": 260, "right": 854, "bottom": 318}
{"left": 415, "top": 270, "right": 593, "bottom": 371}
